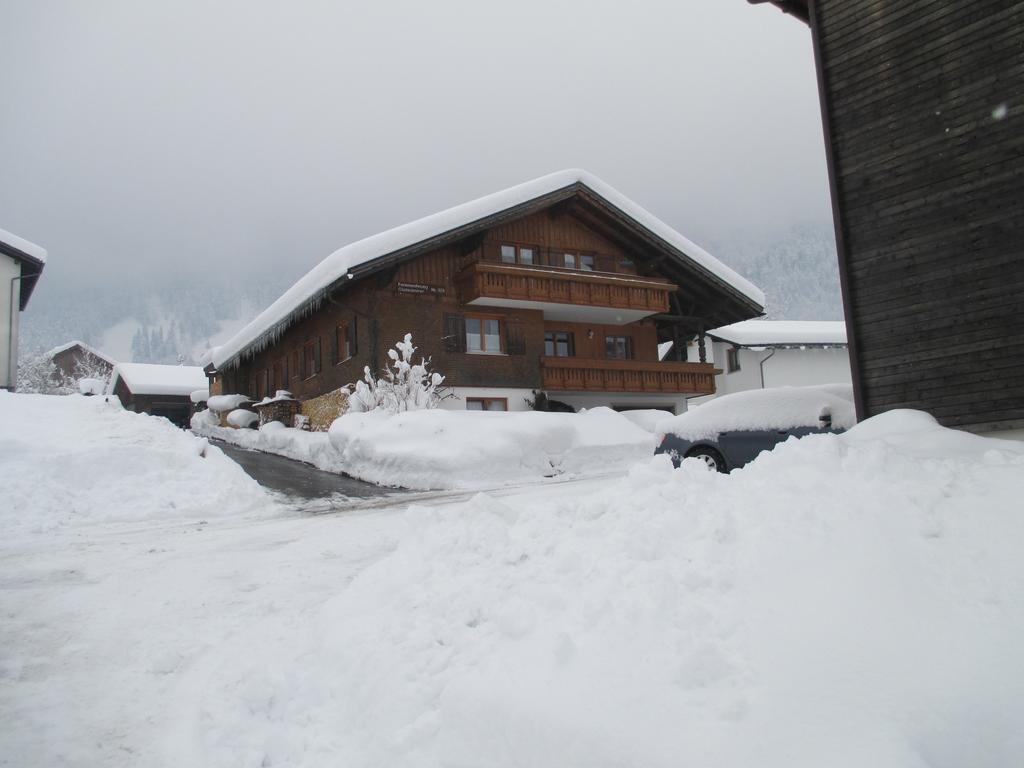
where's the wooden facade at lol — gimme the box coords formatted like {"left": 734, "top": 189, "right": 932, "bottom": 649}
{"left": 753, "top": 0, "right": 1024, "bottom": 433}
{"left": 213, "top": 182, "right": 762, "bottom": 410}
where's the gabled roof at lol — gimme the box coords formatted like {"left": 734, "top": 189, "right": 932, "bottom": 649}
{"left": 46, "top": 340, "right": 116, "bottom": 366}
{"left": 109, "top": 363, "right": 208, "bottom": 397}
{"left": 708, "top": 320, "right": 847, "bottom": 348}
{"left": 214, "top": 170, "right": 765, "bottom": 369}
{"left": 0, "top": 227, "right": 47, "bottom": 310}
{"left": 747, "top": 0, "right": 809, "bottom": 23}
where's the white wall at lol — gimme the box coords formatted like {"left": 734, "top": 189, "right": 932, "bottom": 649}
{"left": 710, "top": 340, "right": 852, "bottom": 397}
{"left": 437, "top": 386, "right": 689, "bottom": 414}
{"left": 0, "top": 254, "right": 20, "bottom": 389}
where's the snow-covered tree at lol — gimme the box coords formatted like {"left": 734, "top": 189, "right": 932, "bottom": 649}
{"left": 347, "top": 334, "right": 445, "bottom": 413}
{"left": 73, "top": 352, "right": 112, "bottom": 394}
{"left": 16, "top": 351, "right": 75, "bottom": 394}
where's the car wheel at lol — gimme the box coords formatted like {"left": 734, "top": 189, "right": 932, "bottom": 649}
{"left": 685, "top": 446, "right": 727, "bottom": 473}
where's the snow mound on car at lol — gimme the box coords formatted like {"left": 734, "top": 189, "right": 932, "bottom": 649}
{"left": 658, "top": 384, "right": 855, "bottom": 442}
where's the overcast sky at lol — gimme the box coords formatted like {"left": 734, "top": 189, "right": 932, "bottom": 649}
{"left": 1, "top": 0, "right": 830, "bottom": 289}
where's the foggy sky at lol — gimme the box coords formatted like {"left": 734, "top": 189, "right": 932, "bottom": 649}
{"left": 1, "top": 0, "right": 830, "bottom": 291}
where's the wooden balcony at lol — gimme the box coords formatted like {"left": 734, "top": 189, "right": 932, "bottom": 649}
{"left": 456, "top": 261, "right": 674, "bottom": 317}
{"left": 540, "top": 357, "right": 719, "bottom": 395}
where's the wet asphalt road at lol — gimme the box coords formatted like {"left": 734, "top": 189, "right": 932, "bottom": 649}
{"left": 212, "top": 440, "right": 400, "bottom": 502}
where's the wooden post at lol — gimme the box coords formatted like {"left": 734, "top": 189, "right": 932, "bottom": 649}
{"left": 698, "top": 332, "right": 707, "bottom": 363}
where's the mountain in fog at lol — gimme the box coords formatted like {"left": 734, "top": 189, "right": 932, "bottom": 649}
{"left": 19, "top": 222, "right": 841, "bottom": 364}
{"left": 708, "top": 221, "right": 843, "bottom": 321}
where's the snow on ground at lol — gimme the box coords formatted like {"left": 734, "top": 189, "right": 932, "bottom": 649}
{"left": 195, "top": 407, "right": 656, "bottom": 490}
{"left": 3, "top": 393, "right": 1024, "bottom": 768}
{"left": 0, "top": 392, "right": 271, "bottom": 533}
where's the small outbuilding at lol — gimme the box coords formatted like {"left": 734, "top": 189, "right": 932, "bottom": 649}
{"left": 705, "top": 320, "right": 851, "bottom": 397}
{"left": 108, "top": 363, "right": 209, "bottom": 427}
{"left": 46, "top": 340, "right": 115, "bottom": 381}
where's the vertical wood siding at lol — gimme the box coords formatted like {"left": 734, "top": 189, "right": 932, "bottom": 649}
{"left": 814, "top": 0, "right": 1024, "bottom": 431}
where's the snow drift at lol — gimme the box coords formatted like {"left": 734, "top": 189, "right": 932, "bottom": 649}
{"left": 192, "top": 410, "right": 1024, "bottom": 767}
{"left": 0, "top": 392, "right": 273, "bottom": 532}
{"left": 327, "top": 407, "right": 656, "bottom": 489}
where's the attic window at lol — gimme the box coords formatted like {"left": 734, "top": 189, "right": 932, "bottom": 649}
{"left": 500, "top": 244, "right": 536, "bottom": 265}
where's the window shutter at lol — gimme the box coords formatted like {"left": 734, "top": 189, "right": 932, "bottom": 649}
{"left": 351, "top": 315, "right": 358, "bottom": 356}
{"left": 444, "top": 314, "right": 466, "bottom": 353}
{"left": 315, "top": 337, "right": 322, "bottom": 373}
{"left": 332, "top": 326, "right": 339, "bottom": 366}
{"left": 506, "top": 320, "right": 526, "bottom": 355}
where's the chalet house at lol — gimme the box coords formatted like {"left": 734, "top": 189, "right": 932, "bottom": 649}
{"left": 705, "top": 320, "right": 851, "bottom": 396}
{"left": 46, "top": 340, "right": 116, "bottom": 381}
{"left": 750, "top": 1, "right": 1024, "bottom": 438}
{"left": 1, "top": 228, "right": 47, "bottom": 391}
{"left": 211, "top": 170, "right": 765, "bottom": 415}
{"left": 109, "top": 362, "right": 209, "bottom": 427}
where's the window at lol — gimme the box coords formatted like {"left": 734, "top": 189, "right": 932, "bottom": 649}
{"left": 563, "top": 251, "right": 596, "bottom": 271}
{"left": 272, "top": 361, "right": 283, "bottom": 392}
{"left": 544, "top": 331, "right": 575, "bottom": 357}
{"left": 336, "top": 322, "right": 352, "bottom": 363}
{"left": 466, "top": 315, "right": 503, "bottom": 353}
{"left": 605, "top": 335, "right": 633, "bottom": 360}
{"left": 303, "top": 340, "right": 319, "bottom": 379}
{"left": 291, "top": 350, "right": 299, "bottom": 379}
{"left": 282, "top": 356, "right": 289, "bottom": 384}
{"left": 727, "top": 346, "right": 741, "bottom": 373}
{"left": 257, "top": 369, "right": 269, "bottom": 399}
{"left": 466, "top": 397, "right": 508, "bottom": 412}
{"left": 500, "top": 243, "right": 536, "bottom": 265}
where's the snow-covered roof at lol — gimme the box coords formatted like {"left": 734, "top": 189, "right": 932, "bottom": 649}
{"left": 46, "top": 340, "right": 116, "bottom": 366}
{"left": 214, "top": 169, "right": 764, "bottom": 369}
{"left": 110, "top": 363, "right": 208, "bottom": 397}
{"left": 708, "top": 320, "right": 847, "bottom": 347}
{"left": 0, "top": 227, "right": 47, "bottom": 264}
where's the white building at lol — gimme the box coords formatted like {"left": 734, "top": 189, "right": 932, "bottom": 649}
{"left": 1, "top": 228, "right": 47, "bottom": 391}
{"left": 705, "top": 320, "right": 851, "bottom": 397}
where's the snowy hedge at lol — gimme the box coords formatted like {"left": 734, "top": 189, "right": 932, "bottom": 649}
{"left": 327, "top": 407, "right": 656, "bottom": 489}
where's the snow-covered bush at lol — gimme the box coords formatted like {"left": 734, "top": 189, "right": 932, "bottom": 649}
{"left": 347, "top": 334, "right": 444, "bottom": 413}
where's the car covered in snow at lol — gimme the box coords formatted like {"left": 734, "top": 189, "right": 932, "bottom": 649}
{"left": 655, "top": 384, "right": 856, "bottom": 473}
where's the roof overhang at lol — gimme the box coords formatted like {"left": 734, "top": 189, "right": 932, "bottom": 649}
{"left": 0, "top": 241, "right": 45, "bottom": 310}
{"left": 747, "top": 0, "right": 809, "bottom": 23}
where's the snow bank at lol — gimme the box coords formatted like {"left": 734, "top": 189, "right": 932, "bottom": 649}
{"left": 195, "top": 411, "right": 1024, "bottom": 767}
{"left": 189, "top": 387, "right": 210, "bottom": 404}
{"left": 78, "top": 377, "right": 105, "bottom": 396}
{"left": 208, "top": 393, "right": 252, "bottom": 413}
{"left": 327, "top": 407, "right": 656, "bottom": 489}
{"left": 0, "top": 392, "right": 273, "bottom": 533}
{"left": 226, "top": 408, "right": 259, "bottom": 428}
{"left": 194, "top": 407, "right": 655, "bottom": 489}
{"left": 659, "top": 384, "right": 855, "bottom": 441}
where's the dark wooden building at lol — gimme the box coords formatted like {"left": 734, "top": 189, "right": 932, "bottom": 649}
{"left": 46, "top": 341, "right": 115, "bottom": 382}
{"left": 751, "top": 1, "right": 1024, "bottom": 436}
{"left": 211, "top": 171, "right": 765, "bottom": 414}
{"left": 109, "top": 362, "right": 209, "bottom": 427}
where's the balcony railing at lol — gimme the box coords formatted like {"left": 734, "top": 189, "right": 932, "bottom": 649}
{"left": 540, "top": 357, "right": 719, "bottom": 395}
{"left": 456, "top": 261, "right": 674, "bottom": 314}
